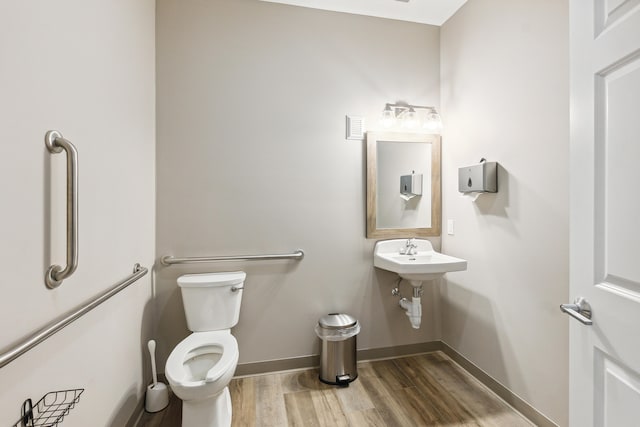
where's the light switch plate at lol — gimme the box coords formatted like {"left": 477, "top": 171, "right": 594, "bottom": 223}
{"left": 447, "top": 219, "right": 455, "bottom": 235}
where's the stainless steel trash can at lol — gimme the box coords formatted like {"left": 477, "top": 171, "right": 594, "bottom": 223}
{"left": 315, "top": 313, "right": 360, "bottom": 386}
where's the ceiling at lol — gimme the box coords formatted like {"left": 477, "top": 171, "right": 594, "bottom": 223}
{"left": 258, "top": 0, "right": 468, "bottom": 26}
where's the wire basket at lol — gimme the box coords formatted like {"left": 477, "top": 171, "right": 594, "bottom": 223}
{"left": 12, "top": 389, "right": 84, "bottom": 427}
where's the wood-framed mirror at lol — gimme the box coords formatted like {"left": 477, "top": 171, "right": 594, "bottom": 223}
{"left": 366, "top": 131, "right": 441, "bottom": 238}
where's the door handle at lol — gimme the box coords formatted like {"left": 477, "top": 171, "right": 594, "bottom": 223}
{"left": 560, "top": 297, "right": 593, "bottom": 325}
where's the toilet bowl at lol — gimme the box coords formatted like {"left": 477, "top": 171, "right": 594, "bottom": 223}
{"left": 165, "top": 271, "right": 245, "bottom": 427}
{"left": 166, "top": 331, "right": 238, "bottom": 426}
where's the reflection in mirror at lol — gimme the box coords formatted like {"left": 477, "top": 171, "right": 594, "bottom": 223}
{"left": 367, "top": 132, "right": 441, "bottom": 238}
{"left": 377, "top": 141, "right": 431, "bottom": 229}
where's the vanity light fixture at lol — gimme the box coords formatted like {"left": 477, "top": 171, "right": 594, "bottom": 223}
{"left": 380, "top": 102, "right": 443, "bottom": 132}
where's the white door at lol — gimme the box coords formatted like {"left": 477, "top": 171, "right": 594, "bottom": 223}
{"left": 569, "top": 1, "right": 640, "bottom": 426}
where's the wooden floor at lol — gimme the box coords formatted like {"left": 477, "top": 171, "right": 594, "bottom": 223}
{"left": 138, "top": 351, "right": 533, "bottom": 426}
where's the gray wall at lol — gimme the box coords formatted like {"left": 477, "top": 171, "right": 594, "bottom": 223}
{"left": 0, "top": 0, "right": 155, "bottom": 425}
{"left": 440, "top": 0, "right": 569, "bottom": 425}
{"left": 156, "top": 0, "right": 441, "bottom": 367}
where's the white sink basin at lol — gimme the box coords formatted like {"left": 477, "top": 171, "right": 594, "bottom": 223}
{"left": 374, "top": 239, "right": 467, "bottom": 283}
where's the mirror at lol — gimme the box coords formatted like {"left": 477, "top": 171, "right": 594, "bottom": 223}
{"left": 366, "top": 131, "right": 441, "bottom": 238}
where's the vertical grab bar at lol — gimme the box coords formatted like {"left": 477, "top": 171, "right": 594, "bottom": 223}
{"left": 45, "top": 130, "right": 79, "bottom": 289}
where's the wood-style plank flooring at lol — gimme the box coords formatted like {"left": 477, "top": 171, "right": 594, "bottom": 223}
{"left": 138, "top": 351, "right": 533, "bottom": 426}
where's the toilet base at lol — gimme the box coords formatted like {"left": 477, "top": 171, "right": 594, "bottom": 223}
{"left": 181, "top": 386, "right": 232, "bottom": 427}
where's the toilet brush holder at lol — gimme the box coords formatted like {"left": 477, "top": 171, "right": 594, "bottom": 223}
{"left": 145, "top": 339, "right": 169, "bottom": 412}
{"left": 145, "top": 382, "right": 169, "bottom": 413}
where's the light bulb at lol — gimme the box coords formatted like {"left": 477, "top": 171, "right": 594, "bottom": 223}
{"left": 380, "top": 106, "right": 395, "bottom": 128}
{"left": 423, "top": 110, "right": 442, "bottom": 132}
{"left": 402, "top": 108, "right": 418, "bottom": 129}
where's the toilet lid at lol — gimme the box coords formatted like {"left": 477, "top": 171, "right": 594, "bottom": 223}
{"left": 178, "top": 271, "right": 246, "bottom": 288}
{"left": 165, "top": 331, "right": 238, "bottom": 387}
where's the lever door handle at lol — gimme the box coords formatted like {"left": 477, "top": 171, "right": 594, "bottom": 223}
{"left": 560, "top": 297, "right": 593, "bottom": 325}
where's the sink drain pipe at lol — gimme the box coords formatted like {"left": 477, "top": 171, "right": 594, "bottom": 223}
{"left": 392, "top": 279, "right": 423, "bottom": 329}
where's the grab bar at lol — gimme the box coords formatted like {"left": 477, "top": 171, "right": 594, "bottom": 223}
{"left": 0, "top": 264, "right": 148, "bottom": 369}
{"left": 161, "top": 249, "right": 305, "bottom": 266}
{"left": 45, "top": 130, "right": 79, "bottom": 289}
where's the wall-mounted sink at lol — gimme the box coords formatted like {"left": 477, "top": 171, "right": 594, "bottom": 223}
{"left": 374, "top": 239, "right": 467, "bottom": 284}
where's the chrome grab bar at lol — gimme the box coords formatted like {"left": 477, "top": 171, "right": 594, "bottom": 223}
{"left": 560, "top": 297, "right": 593, "bottom": 325}
{"left": 45, "top": 130, "right": 79, "bottom": 289}
{"left": 161, "top": 249, "right": 305, "bottom": 266}
{"left": 0, "top": 264, "right": 148, "bottom": 369}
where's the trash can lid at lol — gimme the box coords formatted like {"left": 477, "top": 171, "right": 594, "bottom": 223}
{"left": 318, "top": 313, "right": 358, "bottom": 329}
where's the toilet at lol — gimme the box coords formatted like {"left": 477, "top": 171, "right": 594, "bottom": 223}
{"left": 165, "top": 271, "right": 245, "bottom": 427}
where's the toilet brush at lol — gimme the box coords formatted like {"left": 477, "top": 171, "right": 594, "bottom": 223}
{"left": 145, "top": 340, "right": 169, "bottom": 412}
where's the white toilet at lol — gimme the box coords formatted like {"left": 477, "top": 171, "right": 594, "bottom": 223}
{"left": 165, "top": 271, "right": 245, "bottom": 427}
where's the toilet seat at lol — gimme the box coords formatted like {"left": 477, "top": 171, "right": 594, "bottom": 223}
{"left": 166, "top": 331, "right": 238, "bottom": 388}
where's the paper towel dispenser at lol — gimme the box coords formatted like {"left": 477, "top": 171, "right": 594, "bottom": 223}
{"left": 458, "top": 160, "right": 497, "bottom": 193}
{"left": 400, "top": 172, "right": 422, "bottom": 201}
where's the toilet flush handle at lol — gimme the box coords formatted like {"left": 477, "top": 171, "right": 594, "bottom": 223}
{"left": 231, "top": 286, "right": 244, "bottom": 292}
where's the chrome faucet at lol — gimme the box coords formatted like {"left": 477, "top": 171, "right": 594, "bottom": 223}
{"left": 400, "top": 238, "right": 418, "bottom": 255}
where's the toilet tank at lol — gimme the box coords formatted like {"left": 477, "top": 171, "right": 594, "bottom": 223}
{"left": 177, "top": 271, "right": 246, "bottom": 332}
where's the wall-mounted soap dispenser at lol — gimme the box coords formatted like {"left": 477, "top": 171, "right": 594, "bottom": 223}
{"left": 458, "top": 159, "right": 498, "bottom": 193}
{"left": 400, "top": 171, "right": 422, "bottom": 201}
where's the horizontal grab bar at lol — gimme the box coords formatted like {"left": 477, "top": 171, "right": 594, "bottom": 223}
{"left": 161, "top": 249, "right": 305, "bottom": 266}
{"left": 0, "top": 264, "right": 148, "bottom": 369}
